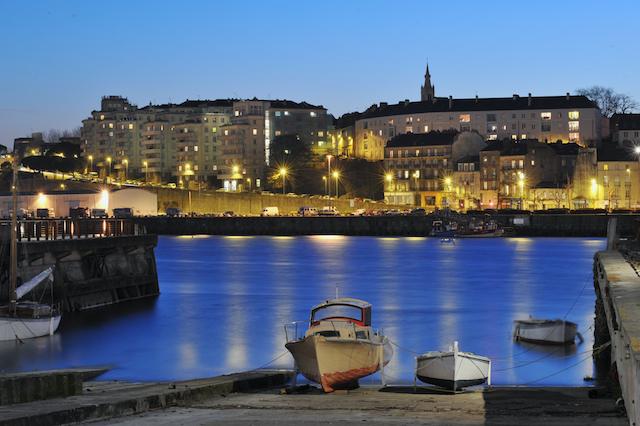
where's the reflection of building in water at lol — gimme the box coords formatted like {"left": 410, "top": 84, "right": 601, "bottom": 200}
{"left": 269, "top": 236, "right": 296, "bottom": 364}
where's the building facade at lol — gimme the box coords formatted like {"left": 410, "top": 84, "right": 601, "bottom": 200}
{"left": 611, "top": 113, "right": 640, "bottom": 147}
{"left": 82, "top": 96, "right": 328, "bottom": 189}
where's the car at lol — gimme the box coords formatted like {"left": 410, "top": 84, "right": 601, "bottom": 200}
{"left": 166, "top": 207, "right": 181, "bottom": 217}
{"left": 410, "top": 208, "right": 426, "bottom": 216}
{"left": 261, "top": 206, "right": 279, "bottom": 217}
{"left": 318, "top": 206, "right": 339, "bottom": 216}
{"left": 223, "top": 211, "right": 234, "bottom": 217}
{"left": 298, "top": 206, "right": 318, "bottom": 216}
{"left": 351, "top": 208, "right": 366, "bottom": 216}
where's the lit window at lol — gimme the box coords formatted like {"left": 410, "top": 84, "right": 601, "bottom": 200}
{"left": 406, "top": 126, "right": 413, "bottom": 133}
{"left": 489, "top": 135, "right": 497, "bottom": 140}
{"left": 531, "top": 160, "right": 535, "bottom": 166}
{"left": 521, "top": 134, "right": 527, "bottom": 139}
{"left": 275, "top": 130, "right": 281, "bottom": 136}
{"left": 569, "top": 132, "right": 580, "bottom": 141}
{"left": 568, "top": 121, "right": 579, "bottom": 131}
{"left": 541, "top": 112, "right": 552, "bottom": 120}
{"left": 459, "top": 114, "right": 471, "bottom": 123}
{"left": 224, "top": 130, "right": 229, "bottom": 136}
{"left": 415, "top": 150, "right": 420, "bottom": 157}
{"left": 275, "top": 111, "right": 281, "bottom": 117}
{"left": 252, "top": 129, "right": 257, "bottom": 135}
{"left": 284, "top": 111, "right": 289, "bottom": 116}
{"left": 310, "top": 111, "right": 317, "bottom": 117}
{"left": 568, "top": 111, "right": 580, "bottom": 120}
{"left": 424, "top": 125, "right": 429, "bottom": 132}
{"left": 194, "top": 146, "right": 198, "bottom": 152}
{"left": 108, "top": 123, "right": 114, "bottom": 129}
{"left": 212, "top": 127, "right": 217, "bottom": 133}
{"left": 108, "top": 131, "right": 113, "bottom": 137}
{"left": 194, "top": 165, "right": 199, "bottom": 171}
{"left": 234, "top": 110, "right": 240, "bottom": 117}
{"left": 128, "top": 124, "right": 134, "bottom": 130}
{"left": 318, "top": 131, "right": 324, "bottom": 137}
{"left": 379, "top": 130, "right": 383, "bottom": 136}
{"left": 511, "top": 134, "right": 517, "bottom": 140}
{"left": 604, "top": 164, "right": 609, "bottom": 171}
{"left": 99, "top": 114, "right": 105, "bottom": 120}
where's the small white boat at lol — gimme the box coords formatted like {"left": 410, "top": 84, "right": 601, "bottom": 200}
{"left": 416, "top": 341, "right": 491, "bottom": 391}
{"left": 285, "top": 297, "right": 393, "bottom": 393}
{"left": 513, "top": 319, "right": 577, "bottom": 345}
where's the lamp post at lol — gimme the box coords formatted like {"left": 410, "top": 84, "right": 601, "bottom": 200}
{"left": 106, "top": 156, "right": 112, "bottom": 181}
{"left": 123, "top": 159, "right": 128, "bottom": 181}
{"left": 143, "top": 160, "right": 149, "bottom": 182}
{"left": 332, "top": 170, "right": 340, "bottom": 198}
{"left": 279, "top": 167, "right": 288, "bottom": 195}
{"left": 518, "top": 172, "right": 525, "bottom": 210}
{"left": 88, "top": 155, "right": 93, "bottom": 174}
{"left": 326, "top": 154, "right": 333, "bottom": 197}
{"left": 322, "top": 175, "right": 327, "bottom": 195}
{"left": 444, "top": 176, "right": 452, "bottom": 209}
{"left": 246, "top": 178, "right": 252, "bottom": 192}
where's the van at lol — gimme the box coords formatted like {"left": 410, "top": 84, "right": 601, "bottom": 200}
{"left": 319, "top": 206, "right": 339, "bottom": 216}
{"left": 261, "top": 206, "right": 279, "bottom": 217}
{"left": 113, "top": 207, "right": 133, "bottom": 218}
{"left": 298, "top": 206, "right": 318, "bottom": 216}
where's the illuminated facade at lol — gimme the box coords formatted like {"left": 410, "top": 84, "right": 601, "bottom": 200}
{"left": 611, "top": 113, "right": 640, "bottom": 147}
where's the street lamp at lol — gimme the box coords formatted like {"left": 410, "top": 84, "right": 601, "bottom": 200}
{"left": 143, "top": 160, "right": 149, "bottom": 182}
{"left": 123, "top": 159, "right": 128, "bottom": 181}
{"left": 246, "top": 177, "right": 252, "bottom": 192}
{"left": 106, "top": 156, "right": 112, "bottom": 181}
{"left": 279, "top": 167, "right": 288, "bottom": 194}
{"left": 326, "top": 154, "right": 333, "bottom": 197}
{"left": 88, "top": 155, "right": 93, "bottom": 173}
{"left": 385, "top": 172, "right": 394, "bottom": 192}
{"left": 322, "top": 175, "right": 327, "bottom": 195}
{"left": 332, "top": 170, "right": 340, "bottom": 198}
{"left": 518, "top": 172, "right": 525, "bottom": 209}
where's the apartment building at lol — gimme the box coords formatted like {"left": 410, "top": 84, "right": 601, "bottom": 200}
{"left": 453, "top": 155, "right": 481, "bottom": 211}
{"left": 82, "top": 96, "right": 328, "bottom": 189}
{"left": 383, "top": 130, "right": 485, "bottom": 208}
{"left": 611, "top": 113, "right": 640, "bottom": 147}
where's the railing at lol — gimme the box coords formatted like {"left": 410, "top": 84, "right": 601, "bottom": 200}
{"left": 284, "top": 321, "right": 309, "bottom": 343}
{"left": 0, "top": 219, "right": 145, "bottom": 242}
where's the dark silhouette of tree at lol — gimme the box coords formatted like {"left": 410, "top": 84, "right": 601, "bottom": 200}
{"left": 0, "top": 144, "right": 7, "bottom": 155}
{"left": 268, "top": 134, "right": 315, "bottom": 192}
{"left": 338, "top": 159, "right": 385, "bottom": 200}
{"left": 45, "top": 141, "right": 82, "bottom": 159}
{"left": 21, "top": 155, "right": 82, "bottom": 173}
{"left": 43, "top": 127, "right": 81, "bottom": 143}
{"left": 576, "top": 86, "right": 638, "bottom": 117}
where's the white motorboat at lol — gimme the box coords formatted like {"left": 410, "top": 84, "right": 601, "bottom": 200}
{"left": 513, "top": 318, "right": 577, "bottom": 345}
{"left": 416, "top": 341, "right": 491, "bottom": 391}
{"left": 0, "top": 155, "right": 62, "bottom": 342}
{"left": 285, "top": 297, "right": 393, "bottom": 393}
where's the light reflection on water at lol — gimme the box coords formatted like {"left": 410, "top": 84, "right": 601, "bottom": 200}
{"left": 0, "top": 236, "right": 604, "bottom": 385}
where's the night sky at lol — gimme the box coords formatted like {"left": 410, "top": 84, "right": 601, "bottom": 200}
{"left": 1, "top": 0, "right": 638, "bottom": 146}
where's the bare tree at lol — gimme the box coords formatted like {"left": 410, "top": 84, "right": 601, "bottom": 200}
{"left": 43, "top": 127, "right": 81, "bottom": 143}
{"left": 576, "top": 86, "right": 638, "bottom": 117}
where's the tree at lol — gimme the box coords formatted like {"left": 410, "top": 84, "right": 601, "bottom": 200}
{"left": 268, "top": 134, "right": 315, "bottom": 193}
{"left": 576, "top": 86, "right": 638, "bottom": 117}
{"left": 0, "top": 144, "right": 7, "bottom": 155}
{"left": 43, "top": 127, "right": 81, "bottom": 143}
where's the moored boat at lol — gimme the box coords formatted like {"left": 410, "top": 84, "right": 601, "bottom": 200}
{"left": 416, "top": 341, "right": 491, "bottom": 391}
{"left": 284, "top": 297, "right": 393, "bottom": 393}
{"left": 513, "top": 318, "right": 577, "bottom": 345}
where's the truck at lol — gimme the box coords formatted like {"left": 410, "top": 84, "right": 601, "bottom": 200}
{"left": 261, "top": 206, "right": 279, "bottom": 217}
{"left": 298, "top": 206, "right": 318, "bottom": 216}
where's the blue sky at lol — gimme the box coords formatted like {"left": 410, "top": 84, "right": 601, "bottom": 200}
{"left": 1, "top": 0, "right": 638, "bottom": 146}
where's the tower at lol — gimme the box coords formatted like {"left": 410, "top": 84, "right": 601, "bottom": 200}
{"left": 420, "top": 63, "right": 435, "bottom": 101}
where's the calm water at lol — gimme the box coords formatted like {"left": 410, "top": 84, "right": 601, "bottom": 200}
{"left": 0, "top": 236, "right": 605, "bottom": 386}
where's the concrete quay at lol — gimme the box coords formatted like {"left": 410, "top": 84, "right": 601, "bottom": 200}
{"left": 86, "top": 385, "right": 625, "bottom": 426}
{"left": 0, "top": 370, "right": 293, "bottom": 426}
{"left": 594, "top": 245, "right": 640, "bottom": 426}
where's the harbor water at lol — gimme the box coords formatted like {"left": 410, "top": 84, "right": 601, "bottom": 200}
{"left": 0, "top": 236, "right": 604, "bottom": 386}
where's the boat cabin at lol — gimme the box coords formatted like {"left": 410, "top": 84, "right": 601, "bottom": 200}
{"left": 310, "top": 298, "right": 371, "bottom": 327}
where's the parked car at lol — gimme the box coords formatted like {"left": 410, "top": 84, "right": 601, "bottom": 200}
{"left": 91, "top": 208, "right": 107, "bottom": 218}
{"left": 319, "top": 206, "right": 339, "bottom": 216}
{"left": 298, "top": 206, "right": 318, "bottom": 216}
{"left": 261, "top": 206, "right": 279, "bottom": 217}
{"left": 410, "top": 208, "right": 426, "bottom": 216}
{"left": 113, "top": 207, "right": 133, "bottom": 218}
{"left": 69, "top": 207, "right": 89, "bottom": 219}
{"left": 223, "top": 211, "right": 235, "bottom": 217}
{"left": 166, "top": 207, "right": 181, "bottom": 217}
{"left": 35, "top": 208, "right": 53, "bottom": 219}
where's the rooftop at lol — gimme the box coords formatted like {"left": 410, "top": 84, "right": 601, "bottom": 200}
{"left": 386, "top": 130, "right": 458, "bottom": 148}
{"left": 360, "top": 94, "right": 597, "bottom": 120}
{"left": 597, "top": 145, "right": 638, "bottom": 162}
{"left": 611, "top": 113, "right": 640, "bottom": 131}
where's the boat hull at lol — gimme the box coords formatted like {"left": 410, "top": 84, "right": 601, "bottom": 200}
{"left": 514, "top": 320, "right": 577, "bottom": 345}
{"left": 416, "top": 352, "right": 490, "bottom": 391}
{"left": 0, "top": 315, "right": 61, "bottom": 341}
{"left": 286, "top": 335, "right": 391, "bottom": 392}
{"left": 456, "top": 229, "right": 504, "bottom": 238}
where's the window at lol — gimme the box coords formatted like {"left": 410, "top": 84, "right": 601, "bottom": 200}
{"left": 284, "top": 111, "right": 289, "bottom": 116}
{"left": 486, "top": 113, "right": 497, "bottom": 122}
{"left": 108, "top": 131, "right": 113, "bottom": 137}
{"left": 310, "top": 111, "right": 317, "bottom": 117}
{"left": 252, "top": 128, "right": 257, "bottom": 135}
{"left": 541, "top": 112, "right": 552, "bottom": 120}
{"left": 379, "top": 130, "right": 383, "bottom": 136}
{"left": 128, "top": 123, "right": 134, "bottom": 130}
{"left": 194, "top": 146, "right": 198, "bottom": 152}
{"left": 569, "top": 132, "right": 580, "bottom": 141}
{"left": 603, "top": 164, "right": 608, "bottom": 171}
{"left": 459, "top": 114, "right": 471, "bottom": 123}
{"left": 415, "top": 149, "right": 420, "bottom": 157}
{"left": 108, "top": 123, "right": 114, "bottom": 129}
{"left": 531, "top": 160, "right": 535, "bottom": 166}
{"left": 489, "top": 134, "right": 498, "bottom": 140}
{"left": 568, "top": 121, "right": 579, "bottom": 131}
{"left": 389, "top": 150, "right": 394, "bottom": 158}
{"left": 568, "top": 111, "right": 579, "bottom": 120}
{"left": 483, "top": 181, "right": 488, "bottom": 190}
{"left": 541, "top": 123, "right": 551, "bottom": 132}
{"left": 487, "top": 124, "right": 498, "bottom": 132}
{"left": 224, "top": 130, "right": 229, "bottom": 136}
{"left": 275, "top": 111, "right": 281, "bottom": 117}
{"left": 406, "top": 126, "right": 413, "bottom": 133}
{"left": 424, "top": 125, "right": 429, "bottom": 132}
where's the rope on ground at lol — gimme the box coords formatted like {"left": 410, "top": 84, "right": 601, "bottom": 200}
{"left": 249, "top": 350, "right": 291, "bottom": 372}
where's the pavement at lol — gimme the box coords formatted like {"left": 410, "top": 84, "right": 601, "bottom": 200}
{"left": 84, "top": 385, "right": 627, "bottom": 426}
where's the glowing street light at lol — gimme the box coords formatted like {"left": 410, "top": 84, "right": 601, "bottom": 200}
{"left": 322, "top": 175, "right": 327, "bottom": 195}
{"left": 326, "top": 154, "right": 333, "bottom": 197}
{"left": 122, "top": 158, "right": 128, "bottom": 180}
{"left": 635, "top": 146, "right": 640, "bottom": 155}
{"left": 518, "top": 172, "right": 526, "bottom": 209}
{"left": 106, "top": 156, "right": 112, "bottom": 179}
{"left": 143, "top": 160, "right": 149, "bottom": 182}
{"left": 279, "top": 167, "right": 288, "bottom": 194}
{"left": 332, "top": 170, "right": 340, "bottom": 198}
{"left": 88, "top": 155, "right": 93, "bottom": 173}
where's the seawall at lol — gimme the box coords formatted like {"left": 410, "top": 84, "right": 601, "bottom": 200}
{"left": 136, "top": 213, "right": 640, "bottom": 237}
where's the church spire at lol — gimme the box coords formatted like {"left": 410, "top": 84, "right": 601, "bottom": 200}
{"left": 421, "top": 62, "right": 435, "bottom": 102}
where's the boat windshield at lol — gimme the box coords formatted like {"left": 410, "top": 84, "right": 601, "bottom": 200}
{"left": 312, "top": 304, "right": 362, "bottom": 323}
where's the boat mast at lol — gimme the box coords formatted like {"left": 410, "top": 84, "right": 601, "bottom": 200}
{"left": 9, "top": 152, "right": 18, "bottom": 312}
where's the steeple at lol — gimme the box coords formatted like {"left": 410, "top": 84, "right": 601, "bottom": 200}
{"left": 420, "top": 62, "right": 435, "bottom": 102}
